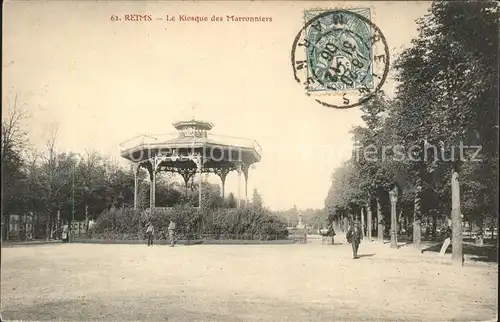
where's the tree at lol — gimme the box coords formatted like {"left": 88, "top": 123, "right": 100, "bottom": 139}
{"left": 28, "top": 124, "right": 79, "bottom": 239}
{"left": 393, "top": 1, "right": 498, "bottom": 263}
{"left": 75, "top": 150, "right": 108, "bottom": 220}
{"left": 324, "top": 3, "right": 497, "bottom": 259}
{"left": 350, "top": 92, "right": 395, "bottom": 240}
{"left": 226, "top": 192, "right": 237, "bottom": 208}
{"left": 251, "top": 188, "right": 263, "bottom": 210}
{"left": 1, "top": 93, "right": 29, "bottom": 240}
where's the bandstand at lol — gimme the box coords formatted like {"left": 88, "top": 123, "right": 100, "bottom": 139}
{"left": 119, "top": 120, "right": 262, "bottom": 210}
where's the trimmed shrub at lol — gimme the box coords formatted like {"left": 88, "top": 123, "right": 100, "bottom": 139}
{"left": 89, "top": 205, "right": 288, "bottom": 240}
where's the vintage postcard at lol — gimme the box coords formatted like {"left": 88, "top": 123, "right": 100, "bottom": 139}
{"left": 2, "top": 1, "right": 498, "bottom": 321}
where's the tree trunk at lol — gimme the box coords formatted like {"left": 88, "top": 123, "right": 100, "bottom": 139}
{"left": 5, "top": 215, "right": 10, "bottom": 241}
{"left": 23, "top": 213, "right": 27, "bottom": 241}
{"left": 390, "top": 198, "right": 398, "bottom": 248}
{"left": 56, "top": 209, "right": 61, "bottom": 240}
{"left": 451, "top": 169, "right": 463, "bottom": 265}
{"left": 413, "top": 178, "right": 422, "bottom": 250}
{"left": 475, "top": 218, "right": 484, "bottom": 246}
{"left": 85, "top": 205, "right": 89, "bottom": 232}
{"left": 343, "top": 216, "right": 348, "bottom": 233}
{"left": 432, "top": 210, "right": 437, "bottom": 239}
{"left": 361, "top": 207, "right": 366, "bottom": 239}
{"left": 377, "top": 199, "right": 383, "bottom": 241}
{"left": 367, "top": 203, "right": 372, "bottom": 241}
{"left": 45, "top": 212, "right": 50, "bottom": 241}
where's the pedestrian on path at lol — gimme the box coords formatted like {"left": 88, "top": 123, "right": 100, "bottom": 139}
{"left": 52, "top": 222, "right": 70, "bottom": 242}
{"left": 347, "top": 220, "right": 363, "bottom": 259}
{"left": 168, "top": 220, "right": 176, "bottom": 247}
{"left": 327, "top": 222, "right": 336, "bottom": 245}
{"left": 146, "top": 221, "right": 155, "bottom": 246}
{"left": 61, "top": 222, "right": 69, "bottom": 243}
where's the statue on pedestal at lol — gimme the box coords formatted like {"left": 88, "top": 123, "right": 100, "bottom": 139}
{"left": 296, "top": 213, "right": 305, "bottom": 229}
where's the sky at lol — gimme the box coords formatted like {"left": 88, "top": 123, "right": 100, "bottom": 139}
{"left": 3, "top": 1, "right": 431, "bottom": 210}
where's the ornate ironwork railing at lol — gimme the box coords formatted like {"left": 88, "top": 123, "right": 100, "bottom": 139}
{"left": 119, "top": 132, "right": 178, "bottom": 152}
{"left": 119, "top": 132, "right": 262, "bottom": 158}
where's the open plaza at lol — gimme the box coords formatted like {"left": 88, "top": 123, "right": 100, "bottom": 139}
{"left": 1, "top": 235, "right": 497, "bottom": 321}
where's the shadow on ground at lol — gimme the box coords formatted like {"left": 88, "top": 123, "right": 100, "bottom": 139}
{"left": 1, "top": 291, "right": 375, "bottom": 322}
{"left": 357, "top": 254, "right": 376, "bottom": 258}
{"left": 420, "top": 242, "right": 498, "bottom": 263}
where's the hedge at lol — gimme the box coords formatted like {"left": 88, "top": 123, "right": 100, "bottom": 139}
{"left": 88, "top": 205, "right": 289, "bottom": 240}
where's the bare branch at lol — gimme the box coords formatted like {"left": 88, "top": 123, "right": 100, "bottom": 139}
{"left": 1, "top": 92, "right": 29, "bottom": 154}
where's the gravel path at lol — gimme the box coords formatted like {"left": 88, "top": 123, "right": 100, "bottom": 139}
{"left": 1, "top": 237, "right": 497, "bottom": 321}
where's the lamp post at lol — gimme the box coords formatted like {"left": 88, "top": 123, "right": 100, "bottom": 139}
{"left": 71, "top": 153, "right": 83, "bottom": 242}
{"left": 389, "top": 186, "right": 399, "bottom": 248}
{"left": 71, "top": 162, "right": 76, "bottom": 241}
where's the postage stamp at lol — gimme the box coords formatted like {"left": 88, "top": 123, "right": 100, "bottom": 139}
{"left": 291, "top": 8, "right": 389, "bottom": 109}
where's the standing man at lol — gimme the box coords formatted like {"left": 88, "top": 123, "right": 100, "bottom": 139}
{"left": 168, "top": 220, "right": 176, "bottom": 247}
{"left": 61, "top": 222, "right": 70, "bottom": 243}
{"left": 146, "top": 221, "right": 154, "bottom": 246}
{"left": 347, "top": 220, "right": 363, "bottom": 259}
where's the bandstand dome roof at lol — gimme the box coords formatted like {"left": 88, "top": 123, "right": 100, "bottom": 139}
{"left": 172, "top": 119, "right": 214, "bottom": 131}
{"left": 119, "top": 119, "right": 262, "bottom": 167}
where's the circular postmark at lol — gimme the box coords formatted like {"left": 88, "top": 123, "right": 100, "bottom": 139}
{"left": 291, "top": 9, "right": 390, "bottom": 109}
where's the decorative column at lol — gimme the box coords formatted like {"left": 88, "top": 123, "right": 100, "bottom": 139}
{"left": 133, "top": 163, "right": 140, "bottom": 209}
{"left": 57, "top": 210, "right": 60, "bottom": 239}
{"left": 236, "top": 162, "right": 243, "bottom": 208}
{"left": 149, "top": 165, "right": 156, "bottom": 211}
{"left": 153, "top": 168, "right": 156, "bottom": 208}
{"left": 190, "top": 154, "right": 205, "bottom": 208}
{"left": 180, "top": 168, "right": 196, "bottom": 197}
{"left": 389, "top": 187, "right": 399, "bottom": 248}
{"left": 242, "top": 163, "right": 249, "bottom": 206}
{"left": 183, "top": 173, "right": 190, "bottom": 197}
{"left": 413, "top": 179, "right": 422, "bottom": 250}
{"left": 377, "top": 198, "right": 383, "bottom": 242}
{"left": 451, "top": 166, "right": 463, "bottom": 266}
{"left": 198, "top": 168, "right": 202, "bottom": 209}
{"left": 150, "top": 154, "right": 169, "bottom": 210}
{"left": 216, "top": 167, "right": 230, "bottom": 201}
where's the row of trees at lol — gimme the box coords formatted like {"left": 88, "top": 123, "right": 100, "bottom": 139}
{"left": 325, "top": 2, "right": 498, "bottom": 249}
{"left": 1, "top": 95, "right": 283, "bottom": 240}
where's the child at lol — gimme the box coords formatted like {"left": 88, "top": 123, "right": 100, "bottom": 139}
{"left": 61, "top": 222, "right": 69, "bottom": 243}
{"left": 146, "top": 222, "right": 154, "bottom": 246}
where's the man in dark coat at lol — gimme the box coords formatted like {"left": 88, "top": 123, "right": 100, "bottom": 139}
{"left": 346, "top": 220, "right": 363, "bottom": 259}
{"left": 327, "top": 222, "right": 336, "bottom": 245}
